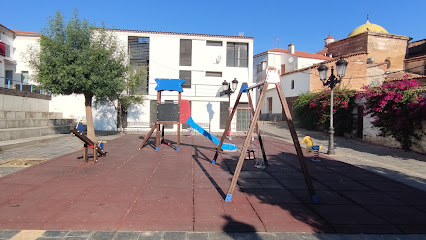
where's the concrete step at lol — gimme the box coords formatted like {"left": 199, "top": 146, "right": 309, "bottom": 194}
{"left": 0, "top": 125, "right": 72, "bottom": 141}
{"left": 0, "top": 134, "right": 69, "bottom": 152}
{"left": 0, "top": 118, "right": 75, "bottom": 129}
{"left": 0, "top": 110, "right": 64, "bottom": 120}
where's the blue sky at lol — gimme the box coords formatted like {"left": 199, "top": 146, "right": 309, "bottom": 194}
{"left": 3, "top": 0, "right": 425, "bottom": 54}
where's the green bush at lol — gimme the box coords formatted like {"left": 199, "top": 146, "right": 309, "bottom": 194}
{"left": 293, "top": 89, "right": 356, "bottom": 136}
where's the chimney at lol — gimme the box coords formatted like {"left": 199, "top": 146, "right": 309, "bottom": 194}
{"left": 288, "top": 43, "right": 295, "bottom": 54}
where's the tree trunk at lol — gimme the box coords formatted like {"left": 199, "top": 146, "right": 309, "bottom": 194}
{"left": 84, "top": 93, "right": 97, "bottom": 143}
{"left": 118, "top": 100, "right": 123, "bottom": 134}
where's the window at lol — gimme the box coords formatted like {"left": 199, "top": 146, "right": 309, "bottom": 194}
{"left": 257, "top": 61, "right": 267, "bottom": 73}
{"left": 205, "top": 71, "right": 222, "bottom": 77}
{"left": 281, "top": 64, "right": 286, "bottom": 74}
{"left": 268, "top": 97, "right": 272, "bottom": 113}
{"left": 5, "top": 44, "right": 11, "bottom": 58}
{"left": 220, "top": 101, "right": 230, "bottom": 129}
{"left": 21, "top": 71, "right": 29, "bottom": 84}
{"left": 257, "top": 63, "right": 262, "bottom": 73}
{"left": 179, "top": 70, "right": 191, "bottom": 88}
{"left": 128, "top": 36, "right": 150, "bottom": 93}
{"left": 206, "top": 40, "right": 222, "bottom": 46}
{"left": 180, "top": 39, "right": 192, "bottom": 66}
{"left": 226, "top": 42, "right": 248, "bottom": 67}
{"left": 291, "top": 80, "right": 294, "bottom": 89}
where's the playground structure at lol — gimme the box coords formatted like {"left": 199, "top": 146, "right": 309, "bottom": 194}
{"left": 139, "top": 79, "right": 237, "bottom": 152}
{"left": 70, "top": 121, "right": 106, "bottom": 163}
{"left": 302, "top": 136, "right": 322, "bottom": 162}
{"left": 213, "top": 69, "right": 318, "bottom": 203}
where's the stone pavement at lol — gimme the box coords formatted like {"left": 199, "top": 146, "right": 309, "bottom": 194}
{"left": 258, "top": 121, "right": 426, "bottom": 192}
{"left": 2, "top": 230, "right": 426, "bottom": 240}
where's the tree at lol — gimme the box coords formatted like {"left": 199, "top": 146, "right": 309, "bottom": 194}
{"left": 96, "top": 64, "right": 147, "bottom": 133}
{"left": 29, "top": 10, "right": 127, "bottom": 141}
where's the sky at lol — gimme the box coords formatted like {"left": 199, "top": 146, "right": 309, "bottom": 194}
{"left": 2, "top": 0, "right": 425, "bottom": 55}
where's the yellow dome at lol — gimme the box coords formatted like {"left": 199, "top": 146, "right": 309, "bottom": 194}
{"left": 348, "top": 20, "right": 388, "bottom": 37}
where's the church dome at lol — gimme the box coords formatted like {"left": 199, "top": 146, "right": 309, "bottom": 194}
{"left": 348, "top": 20, "right": 388, "bottom": 37}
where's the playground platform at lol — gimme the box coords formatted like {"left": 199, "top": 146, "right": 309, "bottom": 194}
{"left": 0, "top": 134, "right": 425, "bottom": 235}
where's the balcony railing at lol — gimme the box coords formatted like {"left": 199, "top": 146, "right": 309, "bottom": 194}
{"left": 1, "top": 77, "right": 49, "bottom": 95}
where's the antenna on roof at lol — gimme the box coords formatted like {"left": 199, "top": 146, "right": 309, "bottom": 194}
{"left": 273, "top": 37, "right": 279, "bottom": 48}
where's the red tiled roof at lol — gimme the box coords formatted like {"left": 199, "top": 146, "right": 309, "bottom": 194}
{"left": 267, "top": 48, "right": 332, "bottom": 60}
{"left": 13, "top": 30, "right": 42, "bottom": 36}
{"left": 107, "top": 28, "right": 254, "bottom": 40}
{"left": 316, "top": 48, "right": 328, "bottom": 56}
{"left": 325, "top": 34, "right": 334, "bottom": 40}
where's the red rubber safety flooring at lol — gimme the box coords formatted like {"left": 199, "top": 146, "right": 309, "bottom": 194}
{"left": 0, "top": 135, "right": 426, "bottom": 233}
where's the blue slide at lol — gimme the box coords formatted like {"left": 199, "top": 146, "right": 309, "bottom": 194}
{"left": 185, "top": 117, "right": 237, "bottom": 152}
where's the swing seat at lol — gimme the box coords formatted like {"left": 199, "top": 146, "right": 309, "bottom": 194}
{"left": 246, "top": 149, "right": 256, "bottom": 160}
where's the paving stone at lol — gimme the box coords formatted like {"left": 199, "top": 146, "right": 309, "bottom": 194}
{"left": 137, "top": 231, "right": 164, "bottom": 240}
{"left": 208, "top": 232, "right": 235, "bottom": 240}
{"left": 162, "top": 232, "right": 186, "bottom": 240}
{"left": 42, "top": 230, "right": 70, "bottom": 238}
{"left": 0, "top": 230, "right": 20, "bottom": 239}
{"left": 274, "top": 233, "right": 300, "bottom": 240}
{"left": 113, "top": 232, "right": 140, "bottom": 240}
{"left": 185, "top": 232, "right": 209, "bottom": 240}
{"left": 66, "top": 231, "right": 93, "bottom": 237}
{"left": 36, "top": 238, "right": 63, "bottom": 240}
{"left": 88, "top": 231, "right": 116, "bottom": 240}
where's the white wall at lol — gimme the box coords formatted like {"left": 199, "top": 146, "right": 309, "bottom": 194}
{"left": 13, "top": 35, "right": 40, "bottom": 84}
{"left": 281, "top": 70, "right": 311, "bottom": 98}
{"left": 1, "top": 94, "right": 49, "bottom": 112}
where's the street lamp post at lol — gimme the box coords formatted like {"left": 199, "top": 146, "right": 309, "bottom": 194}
{"left": 317, "top": 57, "right": 348, "bottom": 155}
{"left": 222, "top": 78, "right": 239, "bottom": 139}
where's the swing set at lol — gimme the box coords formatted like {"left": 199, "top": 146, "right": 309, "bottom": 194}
{"left": 213, "top": 69, "right": 319, "bottom": 203}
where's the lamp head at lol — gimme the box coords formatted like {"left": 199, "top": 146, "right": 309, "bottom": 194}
{"left": 231, "top": 78, "right": 238, "bottom": 91}
{"left": 317, "top": 63, "right": 329, "bottom": 81}
{"left": 222, "top": 80, "right": 229, "bottom": 91}
{"left": 336, "top": 57, "right": 348, "bottom": 78}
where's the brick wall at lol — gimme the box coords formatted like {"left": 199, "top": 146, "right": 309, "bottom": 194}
{"left": 309, "top": 53, "right": 368, "bottom": 92}
{"left": 327, "top": 34, "right": 368, "bottom": 57}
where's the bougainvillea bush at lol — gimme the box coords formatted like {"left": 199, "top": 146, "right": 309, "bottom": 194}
{"left": 293, "top": 89, "right": 356, "bottom": 136}
{"left": 358, "top": 78, "right": 426, "bottom": 150}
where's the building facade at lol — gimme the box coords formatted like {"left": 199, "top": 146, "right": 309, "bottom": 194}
{"left": 48, "top": 29, "right": 255, "bottom": 133}
{"left": 253, "top": 44, "right": 331, "bottom": 121}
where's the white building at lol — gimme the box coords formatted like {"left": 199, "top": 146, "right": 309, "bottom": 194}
{"left": 47, "top": 29, "right": 255, "bottom": 133}
{"left": 0, "top": 24, "right": 17, "bottom": 89}
{"left": 253, "top": 44, "right": 331, "bottom": 120}
{"left": 0, "top": 25, "right": 41, "bottom": 91}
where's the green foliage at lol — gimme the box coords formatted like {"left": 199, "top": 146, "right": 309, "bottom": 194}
{"left": 293, "top": 92, "right": 318, "bottom": 130}
{"left": 28, "top": 10, "right": 128, "bottom": 139}
{"left": 293, "top": 89, "right": 356, "bottom": 136}
{"left": 29, "top": 10, "right": 127, "bottom": 99}
{"left": 359, "top": 78, "right": 426, "bottom": 150}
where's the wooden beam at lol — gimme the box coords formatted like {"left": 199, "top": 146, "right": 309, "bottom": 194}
{"left": 225, "top": 82, "right": 269, "bottom": 202}
{"left": 139, "top": 123, "right": 157, "bottom": 149}
{"left": 247, "top": 91, "right": 267, "bottom": 164}
{"left": 212, "top": 90, "right": 243, "bottom": 164}
{"left": 275, "top": 82, "right": 317, "bottom": 202}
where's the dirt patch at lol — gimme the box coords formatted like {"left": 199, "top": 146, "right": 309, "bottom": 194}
{"left": 0, "top": 158, "right": 47, "bottom": 166}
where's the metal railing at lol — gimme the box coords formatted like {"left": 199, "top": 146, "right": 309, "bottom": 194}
{"left": 1, "top": 77, "right": 49, "bottom": 95}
